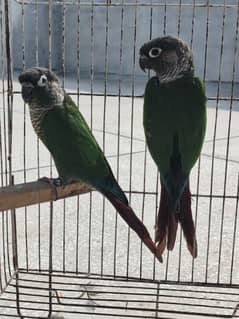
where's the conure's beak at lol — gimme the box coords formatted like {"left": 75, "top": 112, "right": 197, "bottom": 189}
{"left": 20, "top": 81, "right": 34, "bottom": 104}
{"left": 139, "top": 54, "right": 149, "bottom": 72}
{"left": 19, "top": 72, "right": 35, "bottom": 104}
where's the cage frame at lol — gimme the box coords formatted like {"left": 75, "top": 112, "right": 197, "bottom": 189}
{"left": 0, "top": 0, "right": 239, "bottom": 318}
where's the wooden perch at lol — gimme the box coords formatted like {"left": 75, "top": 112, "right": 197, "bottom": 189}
{"left": 0, "top": 180, "right": 92, "bottom": 211}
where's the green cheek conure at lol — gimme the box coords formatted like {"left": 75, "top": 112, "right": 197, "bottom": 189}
{"left": 139, "top": 36, "right": 207, "bottom": 260}
{"left": 19, "top": 67, "right": 162, "bottom": 262}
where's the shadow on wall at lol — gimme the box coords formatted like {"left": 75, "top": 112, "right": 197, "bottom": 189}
{"left": 11, "top": 0, "right": 239, "bottom": 84}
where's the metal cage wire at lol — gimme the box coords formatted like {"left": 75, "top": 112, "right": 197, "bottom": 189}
{"left": 0, "top": 0, "right": 239, "bottom": 318}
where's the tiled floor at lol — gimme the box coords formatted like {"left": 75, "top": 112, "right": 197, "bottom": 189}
{"left": 0, "top": 75, "right": 238, "bottom": 317}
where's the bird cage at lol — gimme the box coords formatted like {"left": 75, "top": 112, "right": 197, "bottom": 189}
{"left": 0, "top": 0, "right": 239, "bottom": 318}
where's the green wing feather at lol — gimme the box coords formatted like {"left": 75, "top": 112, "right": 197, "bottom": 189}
{"left": 39, "top": 95, "right": 127, "bottom": 204}
{"left": 40, "top": 95, "right": 107, "bottom": 181}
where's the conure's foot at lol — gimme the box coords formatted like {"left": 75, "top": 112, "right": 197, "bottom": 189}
{"left": 39, "top": 176, "right": 63, "bottom": 187}
{"left": 38, "top": 176, "right": 63, "bottom": 200}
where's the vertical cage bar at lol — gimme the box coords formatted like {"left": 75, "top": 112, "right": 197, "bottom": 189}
{"left": 76, "top": 0, "right": 81, "bottom": 108}
{"left": 62, "top": 0, "right": 66, "bottom": 86}
{"left": 75, "top": 0, "right": 81, "bottom": 274}
{"left": 20, "top": 0, "right": 30, "bottom": 272}
{"left": 34, "top": 0, "right": 42, "bottom": 273}
{"left": 153, "top": 173, "right": 159, "bottom": 281}
{"left": 10, "top": 176, "right": 21, "bottom": 317}
{"left": 177, "top": 0, "right": 182, "bottom": 37}
{"left": 190, "top": 0, "right": 198, "bottom": 282}
{"left": 211, "top": 0, "right": 226, "bottom": 284}
{"left": 1, "top": 4, "right": 7, "bottom": 189}
{"left": 154, "top": 282, "right": 160, "bottom": 319}
{"left": 48, "top": 0, "right": 52, "bottom": 70}
{"left": 48, "top": 202, "right": 54, "bottom": 316}
{"left": 76, "top": 0, "right": 81, "bottom": 273}
{"left": 204, "top": 0, "right": 214, "bottom": 283}
{"left": 230, "top": 174, "right": 239, "bottom": 284}
{"left": 5, "top": 204, "right": 11, "bottom": 278}
{"left": 164, "top": 0, "right": 170, "bottom": 281}
{"left": 163, "top": 0, "right": 167, "bottom": 35}
{"left": 147, "top": 2, "right": 158, "bottom": 282}
{"left": 140, "top": 2, "right": 153, "bottom": 280}
{"left": 1, "top": 212, "right": 8, "bottom": 288}
{"left": 229, "top": 1, "right": 239, "bottom": 286}
{"left": 4, "top": 0, "right": 13, "bottom": 185}
{"left": 62, "top": 0, "right": 67, "bottom": 274}
{"left": 0, "top": 0, "right": 5, "bottom": 190}
{"left": 62, "top": 200, "right": 66, "bottom": 272}
{"left": 217, "top": 0, "right": 239, "bottom": 283}
{"left": 48, "top": 0, "right": 54, "bottom": 185}
{"left": 0, "top": 60, "right": 4, "bottom": 286}
{"left": 3, "top": 0, "right": 14, "bottom": 288}
{"left": 88, "top": 0, "right": 95, "bottom": 274}
{"left": 177, "top": 0, "right": 183, "bottom": 282}
{"left": 100, "top": 0, "right": 110, "bottom": 276}
{"left": 126, "top": 0, "right": 138, "bottom": 278}
{"left": 113, "top": 0, "right": 124, "bottom": 278}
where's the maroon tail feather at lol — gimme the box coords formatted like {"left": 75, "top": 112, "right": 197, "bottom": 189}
{"left": 156, "top": 180, "right": 197, "bottom": 258}
{"left": 179, "top": 183, "right": 197, "bottom": 258}
{"left": 155, "top": 181, "right": 178, "bottom": 255}
{"left": 105, "top": 193, "right": 163, "bottom": 263}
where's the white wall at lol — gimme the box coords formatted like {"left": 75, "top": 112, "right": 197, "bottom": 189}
{"left": 10, "top": 1, "right": 239, "bottom": 83}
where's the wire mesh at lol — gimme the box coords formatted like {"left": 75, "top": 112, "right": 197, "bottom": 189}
{"left": 1, "top": 271, "right": 239, "bottom": 318}
{"left": 0, "top": 0, "right": 239, "bottom": 318}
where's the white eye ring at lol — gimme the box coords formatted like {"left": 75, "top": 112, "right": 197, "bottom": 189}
{"left": 148, "top": 47, "right": 161, "bottom": 58}
{"left": 37, "top": 74, "right": 47, "bottom": 87}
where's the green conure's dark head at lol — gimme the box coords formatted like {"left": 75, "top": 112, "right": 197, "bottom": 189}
{"left": 19, "top": 67, "right": 64, "bottom": 109}
{"left": 19, "top": 67, "right": 65, "bottom": 135}
{"left": 139, "top": 35, "right": 194, "bottom": 83}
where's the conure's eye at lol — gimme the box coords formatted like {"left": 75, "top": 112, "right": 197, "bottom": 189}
{"left": 148, "top": 47, "right": 161, "bottom": 58}
{"left": 37, "top": 74, "right": 47, "bottom": 87}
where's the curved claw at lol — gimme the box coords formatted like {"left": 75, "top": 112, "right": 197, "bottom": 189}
{"left": 38, "top": 176, "right": 63, "bottom": 200}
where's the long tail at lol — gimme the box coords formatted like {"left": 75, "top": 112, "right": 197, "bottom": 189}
{"left": 179, "top": 182, "right": 197, "bottom": 258}
{"left": 105, "top": 192, "right": 163, "bottom": 263}
{"left": 155, "top": 180, "right": 197, "bottom": 258}
{"left": 155, "top": 181, "right": 178, "bottom": 255}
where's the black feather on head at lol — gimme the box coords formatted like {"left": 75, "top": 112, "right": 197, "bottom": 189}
{"left": 18, "top": 67, "right": 58, "bottom": 86}
{"left": 139, "top": 35, "right": 194, "bottom": 83}
{"left": 19, "top": 67, "right": 65, "bottom": 135}
{"left": 18, "top": 67, "right": 63, "bottom": 106}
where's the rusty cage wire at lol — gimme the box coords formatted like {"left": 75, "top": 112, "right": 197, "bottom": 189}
{"left": 0, "top": 0, "right": 239, "bottom": 318}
